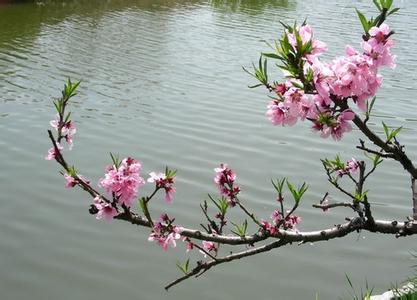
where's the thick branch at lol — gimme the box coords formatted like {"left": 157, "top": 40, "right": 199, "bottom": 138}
{"left": 312, "top": 202, "right": 354, "bottom": 210}
{"left": 413, "top": 177, "right": 417, "bottom": 220}
{"left": 165, "top": 218, "right": 417, "bottom": 290}
{"left": 165, "top": 239, "right": 289, "bottom": 290}
{"left": 352, "top": 115, "right": 417, "bottom": 178}
{"left": 116, "top": 211, "right": 417, "bottom": 244}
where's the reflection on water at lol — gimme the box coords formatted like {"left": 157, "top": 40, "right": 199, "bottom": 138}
{"left": 210, "top": 0, "right": 294, "bottom": 14}
{"left": 0, "top": 1, "right": 417, "bottom": 300}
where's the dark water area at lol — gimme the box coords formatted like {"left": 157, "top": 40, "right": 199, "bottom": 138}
{"left": 1, "top": 0, "right": 416, "bottom": 299}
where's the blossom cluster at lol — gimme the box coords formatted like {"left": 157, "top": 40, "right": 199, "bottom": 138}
{"left": 90, "top": 196, "right": 118, "bottom": 222}
{"left": 337, "top": 158, "right": 359, "bottom": 177}
{"left": 45, "top": 114, "right": 77, "bottom": 160}
{"left": 99, "top": 157, "right": 145, "bottom": 207}
{"left": 214, "top": 164, "right": 240, "bottom": 206}
{"left": 147, "top": 172, "right": 176, "bottom": 203}
{"left": 266, "top": 23, "right": 395, "bottom": 140}
{"left": 200, "top": 241, "right": 217, "bottom": 257}
{"left": 63, "top": 173, "right": 90, "bottom": 188}
{"left": 261, "top": 209, "right": 301, "bottom": 235}
{"left": 148, "top": 213, "right": 182, "bottom": 251}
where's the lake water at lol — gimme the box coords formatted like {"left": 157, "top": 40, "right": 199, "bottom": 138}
{"left": 1, "top": 0, "right": 417, "bottom": 299}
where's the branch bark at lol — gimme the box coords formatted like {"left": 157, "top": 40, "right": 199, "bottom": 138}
{"left": 413, "top": 177, "right": 417, "bottom": 220}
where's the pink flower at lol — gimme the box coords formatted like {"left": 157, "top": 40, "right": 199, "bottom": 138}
{"left": 64, "top": 173, "right": 76, "bottom": 188}
{"left": 270, "top": 210, "right": 282, "bottom": 225}
{"left": 164, "top": 187, "right": 176, "bottom": 203}
{"left": 266, "top": 100, "right": 297, "bottom": 126}
{"left": 93, "top": 196, "right": 118, "bottom": 222}
{"left": 214, "top": 164, "right": 240, "bottom": 202}
{"left": 148, "top": 219, "right": 181, "bottom": 251}
{"left": 64, "top": 173, "right": 90, "bottom": 188}
{"left": 369, "top": 23, "right": 391, "bottom": 43}
{"left": 62, "top": 121, "right": 76, "bottom": 150}
{"left": 45, "top": 143, "right": 63, "bottom": 160}
{"left": 299, "top": 95, "right": 316, "bottom": 120}
{"left": 330, "top": 110, "right": 355, "bottom": 140}
{"left": 287, "top": 25, "right": 327, "bottom": 60}
{"left": 50, "top": 114, "right": 59, "bottom": 129}
{"left": 362, "top": 28, "right": 396, "bottom": 69}
{"left": 260, "top": 220, "right": 278, "bottom": 235}
{"left": 284, "top": 213, "right": 301, "bottom": 230}
{"left": 186, "top": 242, "right": 194, "bottom": 252}
{"left": 99, "top": 157, "right": 145, "bottom": 207}
{"left": 346, "top": 158, "right": 359, "bottom": 174}
{"left": 274, "top": 83, "right": 287, "bottom": 95}
{"left": 49, "top": 115, "right": 77, "bottom": 150}
{"left": 283, "top": 87, "right": 306, "bottom": 108}
{"left": 337, "top": 158, "right": 359, "bottom": 177}
{"left": 310, "top": 39, "right": 328, "bottom": 58}
{"left": 200, "top": 241, "right": 216, "bottom": 257}
{"left": 147, "top": 171, "right": 176, "bottom": 203}
{"left": 311, "top": 60, "right": 333, "bottom": 104}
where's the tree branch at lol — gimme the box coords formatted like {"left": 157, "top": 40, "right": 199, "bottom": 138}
{"left": 165, "top": 239, "right": 289, "bottom": 290}
{"left": 352, "top": 115, "right": 417, "bottom": 179}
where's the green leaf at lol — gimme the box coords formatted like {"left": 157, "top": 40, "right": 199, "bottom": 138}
{"left": 387, "top": 7, "right": 400, "bottom": 16}
{"left": 384, "top": 0, "right": 393, "bottom": 9}
{"left": 366, "top": 97, "right": 376, "bottom": 117}
{"left": 291, "top": 81, "right": 304, "bottom": 89}
{"left": 374, "top": 155, "right": 383, "bottom": 167}
{"left": 68, "top": 166, "right": 77, "bottom": 177}
{"left": 389, "top": 126, "right": 402, "bottom": 141}
{"left": 109, "top": 152, "right": 121, "bottom": 168}
{"left": 279, "top": 21, "right": 291, "bottom": 31}
{"left": 262, "top": 53, "right": 282, "bottom": 60}
{"left": 271, "top": 178, "right": 286, "bottom": 194}
{"left": 356, "top": 9, "right": 370, "bottom": 33}
{"left": 231, "top": 220, "right": 247, "bottom": 237}
{"left": 248, "top": 83, "right": 263, "bottom": 89}
{"left": 64, "top": 112, "right": 71, "bottom": 123}
{"left": 53, "top": 100, "right": 61, "bottom": 114}
{"left": 139, "top": 197, "right": 146, "bottom": 213}
{"left": 286, "top": 180, "right": 308, "bottom": 205}
{"left": 263, "top": 58, "right": 268, "bottom": 82}
{"left": 354, "top": 191, "right": 368, "bottom": 202}
{"left": 382, "top": 122, "right": 402, "bottom": 142}
{"left": 219, "top": 198, "right": 228, "bottom": 215}
{"left": 382, "top": 121, "right": 390, "bottom": 139}
{"left": 373, "top": 0, "right": 382, "bottom": 11}
{"left": 176, "top": 259, "right": 190, "bottom": 275}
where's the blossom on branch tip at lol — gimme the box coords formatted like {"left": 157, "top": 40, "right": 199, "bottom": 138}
{"left": 266, "top": 100, "right": 297, "bottom": 126}
{"left": 99, "top": 157, "right": 145, "bottom": 207}
{"left": 93, "top": 196, "right": 118, "bottom": 222}
{"left": 64, "top": 173, "right": 76, "bottom": 188}
{"left": 287, "top": 24, "right": 327, "bottom": 62}
{"left": 214, "top": 164, "right": 240, "bottom": 204}
{"left": 200, "top": 241, "right": 216, "bottom": 257}
{"left": 148, "top": 215, "right": 181, "bottom": 251}
{"left": 45, "top": 143, "right": 63, "bottom": 160}
{"left": 62, "top": 121, "right": 76, "bottom": 150}
{"left": 346, "top": 158, "right": 359, "bottom": 174}
{"left": 64, "top": 173, "right": 90, "bottom": 188}
{"left": 49, "top": 114, "right": 77, "bottom": 150}
{"left": 260, "top": 220, "right": 278, "bottom": 235}
{"left": 49, "top": 114, "right": 60, "bottom": 129}
{"left": 270, "top": 210, "right": 283, "bottom": 225}
{"left": 362, "top": 24, "right": 396, "bottom": 69}
{"left": 284, "top": 213, "right": 301, "bottom": 230}
{"left": 337, "top": 158, "right": 359, "bottom": 177}
{"left": 147, "top": 171, "right": 176, "bottom": 203}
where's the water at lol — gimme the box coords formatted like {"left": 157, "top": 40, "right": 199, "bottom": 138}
{"left": 1, "top": 0, "right": 416, "bottom": 299}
